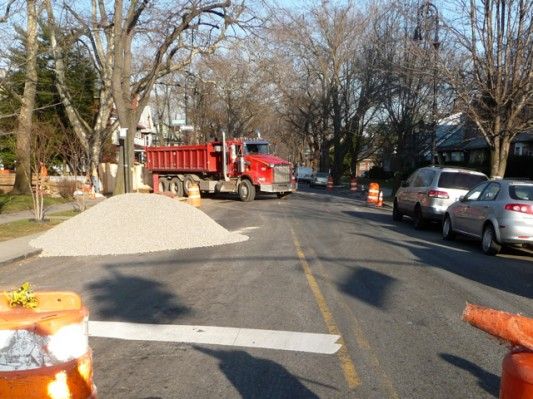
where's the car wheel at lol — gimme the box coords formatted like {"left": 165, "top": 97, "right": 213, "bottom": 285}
{"left": 238, "top": 179, "right": 256, "bottom": 202}
{"left": 482, "top": 224, "right": 501, "bottom": 255}
{"left": 413, "top": 205, "right": 426, "bottom": 230}
{"left": 392, "top": 200, "right": 403, "bottom": 222}
{"left": 442, "top": 215, "right": 455, "bottom": 240}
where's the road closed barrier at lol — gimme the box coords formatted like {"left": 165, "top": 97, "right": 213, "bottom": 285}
{"left": 0, "top": 288, "right": 96, "bottom": 399}
{"left": 463, "top": 303, "right": 533, "bottom": 398}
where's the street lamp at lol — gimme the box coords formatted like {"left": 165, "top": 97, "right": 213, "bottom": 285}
{"left": 414, "top": 1, "right": 440, "bottom": 166}
{"left": 118, "top": 127, "right": 129, "bottom": 193}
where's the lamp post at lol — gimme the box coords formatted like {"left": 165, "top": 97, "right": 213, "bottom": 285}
{"left": 414, "top": 1, "right": 440, "bottom": 166}
{"left": 118, "top": 127, "right": 129, "bottom": 193}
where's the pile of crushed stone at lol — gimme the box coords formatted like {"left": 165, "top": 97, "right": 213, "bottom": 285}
{"left": 30, "top": 193, "right": 248, "bottom": 257}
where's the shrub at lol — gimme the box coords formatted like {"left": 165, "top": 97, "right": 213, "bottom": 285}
{"left": 56, "top": 178, "right": 77, "bottom": 199}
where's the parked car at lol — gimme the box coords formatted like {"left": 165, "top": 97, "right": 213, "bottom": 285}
{"left": 310, "top": 172, "right": 329, "bottom": 188}
{"left": 443, "top": 180, "right": 533, "bottom": 255}
{"left": 393, "top": 166, "right": 488, "bottom": 229}
{"left": 295, "top": 166, "right": 313, "bottom": 183}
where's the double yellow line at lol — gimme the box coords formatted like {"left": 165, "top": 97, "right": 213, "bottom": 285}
{"left": 291, "top": 229, "right": 360, "bottom": 390}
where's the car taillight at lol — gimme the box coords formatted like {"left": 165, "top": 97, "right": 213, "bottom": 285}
{"left": 504, "top": 203, "right": 533, "bottom": 214}
{"left": 428, "top": 190, "right": 449, "bottom": 199}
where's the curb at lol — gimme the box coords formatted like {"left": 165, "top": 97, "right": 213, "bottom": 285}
{"left": 0, "top": 249, "right": 42, "bottom": 267}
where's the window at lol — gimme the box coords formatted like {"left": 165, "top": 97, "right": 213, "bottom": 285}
{"left": 245, "top": 143, "right": 269, "bottom": 154}
{"left": 509, "top": 185, "right": 533, "bottom": 201}
{"left": 438, "top": 172, "right": 487, "bottom": 190}
{"left": 413, "top": 170, "right": 433, "bottom": 187}
{"left": 479, "top": 182, "right": 500, "bottom": 201}
{"left": 514, "top": 143, "right": 525, "bottom": 156}
{"left": 451, "top": 152, "right": 464, "bottom": 162}
{"left": 464, "top": 182, "right": 489, "bottom": 201}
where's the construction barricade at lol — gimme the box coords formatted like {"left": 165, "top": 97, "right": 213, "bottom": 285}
{"left": 0, "top": 289, "right": 96, "bottom": 399}
{"left": 463, "top": 303, "right": 533, "bottom": 398}
{"left": 350, "top": 177, "right": 357, "bottom": 192}
{"left": 187, "top": 184, "right": 201, "bottom": 207}
{"left": 367, "top": 182, "right": 380, "bottom": 205}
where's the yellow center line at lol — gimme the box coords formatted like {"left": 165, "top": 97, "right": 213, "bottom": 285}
{"left": 291, "top": 228, "right": 360, "bottom": 390}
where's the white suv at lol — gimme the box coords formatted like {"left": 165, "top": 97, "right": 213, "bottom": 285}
{"left": 393, "top": 167, "right": 488, "bottom": 229}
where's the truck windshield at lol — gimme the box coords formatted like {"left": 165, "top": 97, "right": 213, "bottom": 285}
{"left": 245, "top": 143, "right": 270, "bottom": 155}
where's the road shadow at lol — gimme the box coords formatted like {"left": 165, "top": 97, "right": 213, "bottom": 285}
{"left": 338, "top": 266, "right": 397, "bottom": 309}
{"left": 196, "top": 347, "right": 323, "bottom": 398}
{"left": 86, "top": 270, "right": 190, "bottom": 323}
{"left": 440, "top": 353, "right": 499, "bottom": 397}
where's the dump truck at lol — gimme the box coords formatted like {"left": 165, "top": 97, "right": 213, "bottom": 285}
{"left": 145, "top": 134, "right": 296, "bottom": 201}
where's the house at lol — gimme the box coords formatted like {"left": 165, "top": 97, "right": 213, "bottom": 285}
{"left": 436, "top": 113, "right": 533, "bottom": 177}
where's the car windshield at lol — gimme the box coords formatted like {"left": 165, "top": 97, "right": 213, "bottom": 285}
{"left": 316, "top": 173, "right": 329, "bottom": 178}
{"left": 437, "top": 172, "right": 487, "bottom": 190}
{"left": 509, "top": 185, "right": 533, "bottom": 201}
{"left": 245, "top": 143, "right": 269, "bottom": 154}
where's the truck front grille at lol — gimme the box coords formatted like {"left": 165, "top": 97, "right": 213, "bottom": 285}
{"left": 273, "top": 165, "right": 291, "bottom": 183}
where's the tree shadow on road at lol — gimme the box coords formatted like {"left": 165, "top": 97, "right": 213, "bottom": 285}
{"left": 196, "top": 346, "right": 325, "bottom": 399}
{"left": 342, "top": 208, "right": 533, "bottom": 299}
{"left": 338, "top": 266, "right": 397, "bottom": 309}
{"left": 86, "top": 270, "right": 190, "bottom": 323}
{"left": 440, "top": 353, "right": 500, "bottom": 397}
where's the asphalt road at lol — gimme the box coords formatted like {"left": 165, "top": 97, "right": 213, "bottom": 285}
{"left": 1, "top": 187, "right": 532, "bottom": 398}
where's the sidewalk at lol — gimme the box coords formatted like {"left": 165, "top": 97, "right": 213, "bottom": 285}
{"left": 0, "top": 198, "right": 105, "bottom": 266}
{"left": 0, "top": 233, "right": 42, "bottom": 267}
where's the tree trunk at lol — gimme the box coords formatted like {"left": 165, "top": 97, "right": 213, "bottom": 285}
{"left": 490, "top": 137, "right": 510, "bottom": 178}
{"left": 12, "top": 0, "right": 38, "bottom": 195}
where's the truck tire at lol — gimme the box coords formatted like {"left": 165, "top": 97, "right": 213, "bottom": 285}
{"left": 158, "top": 178, "right": 169, "bottom": 192}
{"left": 169, "top": 177, "right": 184, "bottom": 197}
{"left": 238, "top": 180, "right": 256, "bottom": 202}
{"left": 183, "top": 175, "right": 197, "bottom": 196}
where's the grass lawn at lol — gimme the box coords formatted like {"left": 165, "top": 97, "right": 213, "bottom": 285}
{"left": 0, "top": 194, "right": 70, "bottom": 214}
{"left": 0, "top": 210, "right": 79, "bottom": 242}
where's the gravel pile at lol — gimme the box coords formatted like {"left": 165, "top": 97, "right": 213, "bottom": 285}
{"left": 30, "top": 193, "right": 248, "bottom": 257}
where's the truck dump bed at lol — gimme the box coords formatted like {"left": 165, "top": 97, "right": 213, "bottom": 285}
{"left": 145, "top": 144, "right": 220, "bottom": 173}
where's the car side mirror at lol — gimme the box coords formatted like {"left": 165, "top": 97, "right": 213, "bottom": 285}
{"left": 401, "top": 180, "right": 409, "bottom": 188}
{"left": 459, "top": 195, "right": 466, "bottom": 202}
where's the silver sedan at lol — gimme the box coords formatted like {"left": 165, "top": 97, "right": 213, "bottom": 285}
{"left": 443, "top": 180, "right": 533, "bottom": 255}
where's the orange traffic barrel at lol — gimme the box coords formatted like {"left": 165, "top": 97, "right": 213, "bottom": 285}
{"left": 500, "top": 351, "right": 533, "bottom": 399}
{"left": 350, "top": 177, "right": 357, "bottom": 192}
{"left": 187, "top": 184, "right": 201, "bottom": 207}
{"left": 376, "top": 191, "right": 384, "bottom": 207}
{"left": 327, "top": 176, "right": 333, "bottom": 192}
{"left": 0, "top": 291, "right": 96, "bottom": 399}
{"left": 367, "top": 182, "right": 380, "bottom": 204}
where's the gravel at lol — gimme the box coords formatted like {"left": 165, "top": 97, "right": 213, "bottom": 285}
{"left": 30, "top": 193, "right": 248, "bottom": 257}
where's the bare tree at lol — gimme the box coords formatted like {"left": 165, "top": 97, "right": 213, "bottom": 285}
{"left": 108, "top": 0, "right": 241, "bottom": 194}
{"left": 45, "top": 0, "right": 116, "bottom": 190}
{"left": 11, "top": 0, "right": 38, "bottom": 194}
{"left": 444, "top": 0, "right": 533, "bottom": 177}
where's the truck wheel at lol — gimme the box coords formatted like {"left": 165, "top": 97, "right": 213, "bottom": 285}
{"left": 169, "top": 177, "right": 184, "bottom": 197}
{"left": 183, "top": 175, "right": 197, "bottom": 196}
{"left": 158, "top": 178, "right": 169, "bottom": 192}
{"left": 238, "top": 180, "right": 256, "bottom": 202}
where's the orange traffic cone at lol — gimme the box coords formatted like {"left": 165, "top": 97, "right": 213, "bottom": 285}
{"left": 327, "top": 176, "right": 333, "bottom": 192}
{"left": 463, "top": 303, "right": 533, "bottom": 398}
{"left": 462, "top": 303, "right": 533, "bottom": 350}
